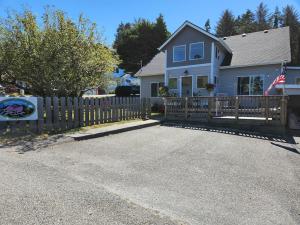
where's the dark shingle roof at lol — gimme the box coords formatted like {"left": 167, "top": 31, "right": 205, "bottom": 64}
{"left": 135, "top": 51, "right": 165, "bottom": 77}
{"left": 221, "top": 26, "right": 291, "bottom": 68}
{"left": 136, "top": 26, "right": 291, "bottom": 76}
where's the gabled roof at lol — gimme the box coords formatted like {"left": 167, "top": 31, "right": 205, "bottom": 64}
{"left": 136, "top": 51, "right": 165, "bottom": 77}
{"left": 136, "top": 26, "right": 292, "bottom": 77}
{"left": 158, "top": 20, "right": 232, "bottom": 53}
{"left": 221, "top": 26, "right": 291, "bottom": 68}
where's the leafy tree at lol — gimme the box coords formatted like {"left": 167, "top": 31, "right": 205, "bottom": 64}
{"left": 216, "top": 10, "right": 237, "bottom": 37}
{"left": 0, "top": 8, "right": 118, "bottom": 96}
{"left": 282, "top": 5, "right": 300, "bottom": 65}
{"left": 204, "top": 19, "right": 211, "bottom": 32}
{"left": 236, "top": 9, "right": 256, "bottom": 33}
{"left": 255, "top": 2, "right": 271, "bottom": 31}
{"left": 113, "top": 14, "right": 170, "bottom": 74}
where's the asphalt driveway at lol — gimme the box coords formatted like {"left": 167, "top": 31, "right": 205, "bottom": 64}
{"left": 0, "top": 125, "right": 299, "bottom": 225}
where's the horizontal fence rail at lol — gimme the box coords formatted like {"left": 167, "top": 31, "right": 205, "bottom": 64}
{"left": 164, "top": 96, "right": 288, "bottom": 126}
{"left": 0, "top": 97, "right": 151, "bottom": 134}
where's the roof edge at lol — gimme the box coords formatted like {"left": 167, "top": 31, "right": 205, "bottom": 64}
{"left": 220, "top": 62, "right": 288, "bottom": 70}
{"left": 158, "top": 21, "right": 232, "bottom": 53}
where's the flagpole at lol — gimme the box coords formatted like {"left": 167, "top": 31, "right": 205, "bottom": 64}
{"left": 282, "top": 62, "right": 285, "bottom": 96}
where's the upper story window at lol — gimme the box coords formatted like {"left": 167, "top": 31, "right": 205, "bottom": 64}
{"left": 173, "top": 45, "right": 186, "bottom": 62}
{"left": 296, "top": 78, "right": 300, "bottom": 84}
{"left": 189, "top": 42, "right": 204, "bottom": 60}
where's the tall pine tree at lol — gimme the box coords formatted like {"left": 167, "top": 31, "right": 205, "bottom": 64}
{"left": 256, "top": 2, "right": 271, "bottom": 31}
{"left": 237, "top": 9, "right": 257, "bottom": 34}
{"left": 216, "top": 10, "right": 237, "bottom": 37}
{"left": 204, "top": 19, "right": 211, "bottom": 32}
{"left": 113, "top": 14, "right": 170, "bottom": 73}
{"left": 282, "top": 5, "right": 300, "bottom": 65}
{"left": 272, "top": 6, "right": 282, "bottom": 28}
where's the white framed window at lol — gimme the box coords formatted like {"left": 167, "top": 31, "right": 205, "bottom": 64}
{"left": 189, "top": 42, "right": 204, "bottom": 60}
{"left": 296, "top": 77, "right": 300, "bottom": 84}
{"left": 173, "top": 45, "right": 186, "bottom": 62}
{"left": 151, "top": 82, "right": 164, "bottom": 97}
{"left": 237, "top": 76, "right": 264, "bottom": 95}
{"left": 197, "top": 75, "right": 208, "bottom": 89}
{"left": 168, "top": 78, "right": 178, "bottom": 89}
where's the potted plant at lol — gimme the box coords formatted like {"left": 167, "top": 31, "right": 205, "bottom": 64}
{"left": 205, "top": 83, "right": 215, "bottom": 92}
{"left": 159, "top": 86, "right": 169, "bottom": 97}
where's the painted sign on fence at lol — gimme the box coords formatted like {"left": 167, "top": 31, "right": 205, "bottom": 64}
{"left": 0, "top": 97, "right": 38, "bottom": 121}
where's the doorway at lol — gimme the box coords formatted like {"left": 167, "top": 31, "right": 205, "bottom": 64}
{"left": 181, "top": 76, "right": 193, "bottom": 97}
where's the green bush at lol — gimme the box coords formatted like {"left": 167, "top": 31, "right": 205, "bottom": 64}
{"left": 115, "top": 86, "right": 132, "bottom": 97}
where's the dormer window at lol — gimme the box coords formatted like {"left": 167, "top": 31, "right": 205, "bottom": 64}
{"left": 189, "top": 42, "right": 204, "bottom": 60}
{"left": 173, "top": 45, "right": 186, "bottom": 62}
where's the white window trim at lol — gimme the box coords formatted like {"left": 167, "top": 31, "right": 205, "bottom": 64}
{"left": 189, "top": 42, "right": 204, "bottom": 60}
{"left": 196, "top": 75, "right": 209, "bottom": 89}
{"left": 173, "top": 45, "right": 186, "bottom": 63}
{"left": 150, "top": 82, "right": 161, "bottom": 98}
{"left": 236, "top": 75, "right": 265, "bottom": 96}
{"left": 168, "top": 77, "right": 178, "bottom": 90}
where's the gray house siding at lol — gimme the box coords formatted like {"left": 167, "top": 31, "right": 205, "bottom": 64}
{"left": 286, "top": 69, "right": 300, "bottom": 84}
{"left": 165, "top": 26, "right": 213, "bottom": 67}
{"left": 218, "top": 64, "right": 282, "bottom": 96}
{"left": 140, "top": 75, "right": 164, "bottom": 104}
{"left": 166, "top": 65, "right": 211, "bottom": 96}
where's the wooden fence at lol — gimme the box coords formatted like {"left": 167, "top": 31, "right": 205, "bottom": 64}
{"left": 0, "top": 96, "right": 151, "bottom": 134}
{"left": 164, "top": 96, "right": 288, "bottom": 126}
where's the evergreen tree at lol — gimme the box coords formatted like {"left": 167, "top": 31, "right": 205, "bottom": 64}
{"left": 204, "top": 19, "right": 211, "bottom": 32}
{"left": 237, "top": 9, "right": 256, "bottom": 34}
{"left": 282, "top": 5, "right": 300, "bottom": 65}
{"left": 113, "top": 14, "right": 170, "bottom": 73}
{"left": 256, "top": 2, "right": 271, "bottom": 31}
{"left": 216, "top": 10, "right": 237, "bottom": 37}
{"left": 272, "top": 6, "right": 282, "bottom": 28}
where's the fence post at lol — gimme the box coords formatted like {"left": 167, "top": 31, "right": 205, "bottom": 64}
{"left": 265, "top": 97, "right": 269, "bottom": 124}
{"left": 164, "top": 98, "right": 167, "bottom": 120}
{"left": 280, "top": 97, "right": 287, "bottom": 126}
{"left": 37, "top": 97, "right": 44, "bottom": 134}
{"left": 184, "top": 97, "right": 188, "bottom": 120}
{"left": 235, "top": 96, "right": 239, "bottom": 121}
{"left": 208, "top": 97, "right": 212, "bottom": 122}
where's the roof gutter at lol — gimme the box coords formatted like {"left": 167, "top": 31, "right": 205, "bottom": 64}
{"left": 220, "top": 61, "right": 291, "bottom": 70}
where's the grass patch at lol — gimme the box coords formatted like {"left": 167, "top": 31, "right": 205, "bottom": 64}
{"left": 66, "top": 119, "right": 143, "bottom": 134}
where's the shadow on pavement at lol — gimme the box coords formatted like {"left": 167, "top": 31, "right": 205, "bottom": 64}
{"left": 270, "top": 142, "right": 300, "bottom": 154}
{"left": 0, "top": 133, "right": 71, "bottom": 153}
{"left": 161, "top": 122, "right": 298, "bottom": 145}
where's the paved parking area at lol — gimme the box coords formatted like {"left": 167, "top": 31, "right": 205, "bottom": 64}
{"left": 0, "top": 125, "right": 299, "bottom": 225}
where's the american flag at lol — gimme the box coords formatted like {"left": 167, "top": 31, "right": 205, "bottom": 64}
{"left": 264, "top": 65, "right": 286, "bottom": 96}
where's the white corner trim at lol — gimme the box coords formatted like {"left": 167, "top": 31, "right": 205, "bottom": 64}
{"left": 164, "top": 50, "right": 168, "bottom": 85}
{"left": 210, "top": 42, "right": 215, "bottom": 83}
{"left": 166, "top": 63, "right": 211, "bottom": 71}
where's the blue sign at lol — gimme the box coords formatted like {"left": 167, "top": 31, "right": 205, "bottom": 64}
{"left": 0, "top": 97, "right": 37, "bottom": 120}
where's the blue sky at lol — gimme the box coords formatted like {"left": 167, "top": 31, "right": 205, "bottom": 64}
{"left": 0, "top": 0, "right": 299, "bottom": 46}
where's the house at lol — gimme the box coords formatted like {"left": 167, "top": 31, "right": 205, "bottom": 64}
{"left": 136, "top": 21, "right": 300, "bottom": 103}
